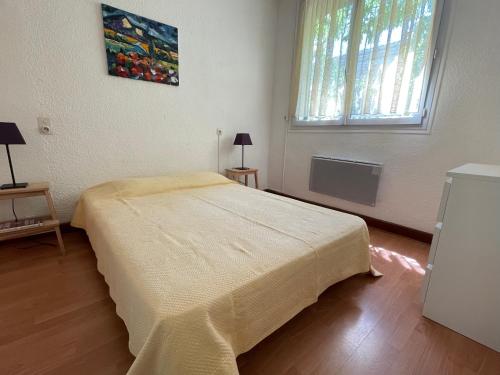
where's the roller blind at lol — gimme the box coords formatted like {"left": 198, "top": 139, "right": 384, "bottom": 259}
{"left": 292, "top": 0, "right": 439, "bottom": 126}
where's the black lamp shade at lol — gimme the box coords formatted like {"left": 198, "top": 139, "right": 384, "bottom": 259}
{"left": 0, "top": 122, "right": 28, "bottom": 190}
{"left": 0, "top": 123, "right": 26, "bottom": 145}
{"left": 233, "top": 133, "right": 252, "bottom": 146}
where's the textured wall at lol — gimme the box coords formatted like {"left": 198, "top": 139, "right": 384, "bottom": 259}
{"left": 0, "top": 0, "right": 278, "bottom": 222}
{"left": 268, "top": 0, "right": 500, "bottom": 233}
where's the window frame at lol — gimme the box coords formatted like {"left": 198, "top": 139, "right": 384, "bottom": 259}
{"left": 289, "top": 0, "right": 448, "bottom": 133}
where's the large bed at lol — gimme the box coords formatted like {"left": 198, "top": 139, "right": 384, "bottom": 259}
{"left": 72, "top": 172, "right": 374, "bottom": 374}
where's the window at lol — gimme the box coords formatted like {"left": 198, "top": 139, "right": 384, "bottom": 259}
{"left": 291, "top": 0, "right": 443, "bottom": 128}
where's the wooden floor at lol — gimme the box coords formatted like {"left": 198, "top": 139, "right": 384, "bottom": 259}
{"left": 0, "top": 228, "right": 499, "bottom": 375}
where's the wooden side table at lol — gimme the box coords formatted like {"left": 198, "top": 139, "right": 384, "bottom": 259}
{"left": 225, "top": 168, "right": 259, "bottom": 189}
{"left": 0, "top": 183, "right": 65, "bottom": 255}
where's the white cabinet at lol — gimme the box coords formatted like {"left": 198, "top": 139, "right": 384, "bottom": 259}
{"left": 422, "top": 163, "right": 500, "bottom": 352}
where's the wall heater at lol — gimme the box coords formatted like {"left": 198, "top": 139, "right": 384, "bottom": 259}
{"left": 309, "top": 156, "right": 383, "bottom": 206}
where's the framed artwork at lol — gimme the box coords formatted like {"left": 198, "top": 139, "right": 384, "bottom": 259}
{"left": 101, "top": 4, "right": 179, "bottom": 86}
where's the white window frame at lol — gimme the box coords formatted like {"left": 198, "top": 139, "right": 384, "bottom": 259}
{"left": 290, "top": 0, "right": 449, "bottom": 134}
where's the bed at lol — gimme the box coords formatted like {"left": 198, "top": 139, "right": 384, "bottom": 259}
{"left": 71, "top": 172, "right": 375, "bottom": 375}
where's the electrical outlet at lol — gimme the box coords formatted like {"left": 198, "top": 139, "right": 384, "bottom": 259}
{"left": 216, "top": 128, "right": 223, "bottom": 136}
{"left": 38, "top": 117, "right": 52, "bottom": 135}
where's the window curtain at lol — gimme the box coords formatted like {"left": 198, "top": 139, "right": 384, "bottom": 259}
{"left": 291, "top": 0, "right": 356, "bottom": 122}
{"left": 291, "top": 0, "right": 437, "bottom": 124}
{"left": 348, "top": 0, "right": 437, "bottom": 120}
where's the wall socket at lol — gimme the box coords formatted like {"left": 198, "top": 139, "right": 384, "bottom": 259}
{"left": 38, "top": 117, "right": 52, "bottom": 135}
{"left": 216, "top": 128, "right": 223, "bottom": 136}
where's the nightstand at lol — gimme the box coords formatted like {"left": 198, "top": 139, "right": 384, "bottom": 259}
{"left": 225, "top": 168, "right": 259, "bottom": 189}
{"left": 0, "top": 183, "right": 65, "bottom": 255}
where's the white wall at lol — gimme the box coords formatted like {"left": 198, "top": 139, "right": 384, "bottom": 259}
{"left": 0, "top": 0, "right": 278, "bottom": 222}
{"left": 268, "top": 0, "right": 500, "bottom": 233}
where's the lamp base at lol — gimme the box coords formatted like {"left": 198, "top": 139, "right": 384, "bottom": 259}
{"left": 233, "top": 167, "right": 250, "bottom": 171}
{"left": 1, "top": 182, "right": 28, "bottom": 190}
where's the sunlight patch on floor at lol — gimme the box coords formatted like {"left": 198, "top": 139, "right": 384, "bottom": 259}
{"left": 370, "top": 245, "right": 425, "bottom": 275}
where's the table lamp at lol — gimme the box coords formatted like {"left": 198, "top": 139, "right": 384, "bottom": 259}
{"left": 0, "top": 122, "right": 28, "bottom": 189}
{"left": 233, "top": 133, "right": 253, "bottom": 170}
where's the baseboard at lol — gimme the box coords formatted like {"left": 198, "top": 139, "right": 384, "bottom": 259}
{"left": 264, "top": 189, "right": 433, "bottom": 244}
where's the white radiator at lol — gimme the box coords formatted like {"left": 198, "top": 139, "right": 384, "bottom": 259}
{"left": 309, "top": 156, "right": 383, "bottom": 206}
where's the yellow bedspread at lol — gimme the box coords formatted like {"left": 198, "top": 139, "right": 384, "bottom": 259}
{"left": 72, "top": 172, "right": 372, "bottom": 375}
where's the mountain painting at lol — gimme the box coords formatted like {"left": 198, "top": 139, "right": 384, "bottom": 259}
{"left": 101, "top": 4, "right": 179, "bottom": 86}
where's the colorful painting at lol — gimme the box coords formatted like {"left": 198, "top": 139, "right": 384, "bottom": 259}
{"left": 101, "top": 4, "right": 179, "bottom": 86}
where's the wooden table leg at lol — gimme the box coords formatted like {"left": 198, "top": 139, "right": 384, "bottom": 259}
{"left": 45, "top": 191, "right": 57, "bottom": 220}
{"left": 55, "top": 227, "right": 66, "bottom": 255}
{"left": 254, "top": 172, "right": 259, "bottom": 189}
{"left": 45, "top": 190, "right": 66, "bottom": 255}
